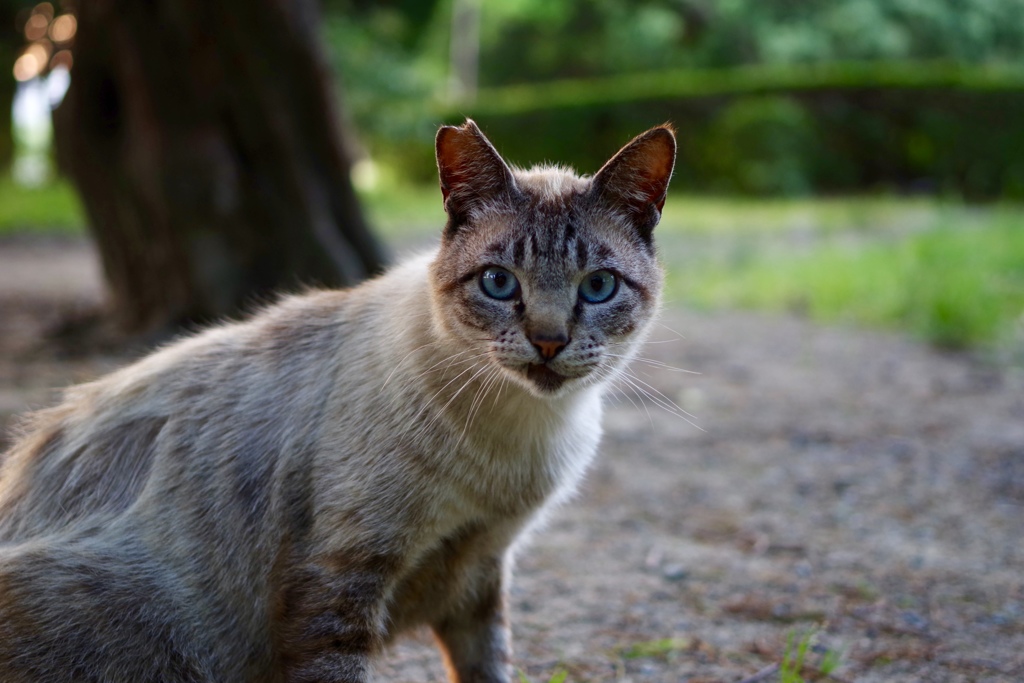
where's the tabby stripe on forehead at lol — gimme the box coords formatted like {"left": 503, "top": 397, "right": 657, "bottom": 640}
{"left": 511, "top": 237, "right": 525, "bottom": 265}
{"left": 575, "top": 238, "right": 589, "bottom": 270}
{"left": 483, "top": 240, "right": 509, "bottom": 262}
{"left": 563, "top": 217, "right": 577, "bottom": 244}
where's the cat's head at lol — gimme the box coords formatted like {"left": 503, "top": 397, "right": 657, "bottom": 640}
{"left": 429, "top": 120, "right": 674, "bottom": 398}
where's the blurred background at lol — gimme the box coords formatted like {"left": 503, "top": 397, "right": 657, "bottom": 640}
{"left": 0, "top": 0, "right": 1022, "bottom": 358}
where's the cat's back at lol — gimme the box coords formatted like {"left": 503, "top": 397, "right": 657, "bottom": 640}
{"left": 0, "top": 286, "right": 363, "bottom": 543}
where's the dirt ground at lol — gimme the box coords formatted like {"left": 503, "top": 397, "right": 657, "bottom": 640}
{"left": 1, "top": 237, "right": 1022, "bottom": 683}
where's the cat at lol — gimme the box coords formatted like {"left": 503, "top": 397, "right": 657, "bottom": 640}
{"left": 0, "top": 119, "right": 675, "bottom": 683}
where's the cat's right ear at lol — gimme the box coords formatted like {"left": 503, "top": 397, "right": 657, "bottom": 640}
{"left": 436, "top": 120, "right": 517, "bottom": 233}
{"left": 592, "top": 125, "right": 676, "bottom": 243}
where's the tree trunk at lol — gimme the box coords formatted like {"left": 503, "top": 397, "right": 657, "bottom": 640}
{"left": 54, "top": 0, "right": 388, "bottom": 336}
{"left": 0, "top": 2, "right": 21, "bottom": 172}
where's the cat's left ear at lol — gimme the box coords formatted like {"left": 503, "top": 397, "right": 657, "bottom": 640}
{"left": 592, "top": 125, "right": 676, "bottom": 241}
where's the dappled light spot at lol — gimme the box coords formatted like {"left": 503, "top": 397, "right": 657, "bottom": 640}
{"left": 13, "top": 53, "right": 41, "bottom": 83}
{"left": 14, "top": 42, "right": 52, "bottom": 82}
{"left": 50, "top": 50, "right": 73, "bottom": 72}
{"left": 31, "top": 2, "right": 54, "bottom": 21}
{"left": 49, "top": 14, "right": 77, "bottom": 44}
{"left": 23, "top": 13, "right": 49, "bottom": 41}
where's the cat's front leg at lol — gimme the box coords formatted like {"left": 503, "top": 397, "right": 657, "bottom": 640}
{"left": 432, "top": 556, "right": 513, "bottom": 683}
{"left": 274, "top": 552, "right": 398, "bottom": 683}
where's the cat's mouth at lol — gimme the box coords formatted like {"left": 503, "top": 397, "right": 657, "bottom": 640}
{"left": 525, "top": 364, "right": 567, "bottom": 393}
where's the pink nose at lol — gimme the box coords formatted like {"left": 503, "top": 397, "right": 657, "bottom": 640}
{"left": 530, "top": 333, "right": 569, "bottom": 361}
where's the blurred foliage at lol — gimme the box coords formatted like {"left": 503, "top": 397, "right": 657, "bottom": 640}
{"left": 465, "top": 83, "right": 1024, "bottom": 199}
{"left": 322, "top": 0, "right": 448, "bottom": 168}
{"left": 704, "top": 96, "right": 818, "bottom": 196}
{"left": 479, "top": 0, "right": 1024, "bottom": 80}
{"left": 321, "top": 0, "right": 1024, "bottom": 199}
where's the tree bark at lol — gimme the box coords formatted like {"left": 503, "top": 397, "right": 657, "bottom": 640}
{"left": 0, "top": 1, "right": 22, "bottom": 172}
{"left": 55, "top": 0, "right": 388, "bottom": 336}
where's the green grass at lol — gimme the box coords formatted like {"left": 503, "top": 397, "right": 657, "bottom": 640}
{"left": 0, "top": 176, "right": 84, "bottom": 235}
{"left": 515, "top": 630, "right": 843, "bottom": 683}
{"left": 658, "top": 195, "right": 939, "bottom": 235}
{"left": 661, "top": 201, "right": 1024, "bottom": 352}
{"left": 779, "top": 628, "right": 842, "bottom": 683}
{"left": 517, "top": 669, "right": 567, "bottom": 683}
{"left": 619, "top": 636, "right": 690, "bottom": 660}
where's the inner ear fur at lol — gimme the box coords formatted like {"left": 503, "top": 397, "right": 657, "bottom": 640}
{"left": 592, "top": 124, "right": 676, "bottom": 239}
{"left": 435, "top": 119, "right": 517, "bottom": 230}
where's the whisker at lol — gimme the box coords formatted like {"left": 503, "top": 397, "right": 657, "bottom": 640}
{"left": 457, "top": 366, "right": 502, "bottom": 447}
{"left": 381, "top": 340, "right": 439, "bottom": 390}
{"left": 403, "top": 358, "right": 485, "bottom": 429}
{"left": 423, "top": 362, "right": 493, "bottom": 436}
{"left": 381, "top": 350, "right": 487, "bottom": 414}
{"left": 404, "top": 350, "right": 490, "bottom": 386}
{"left": 608, "top": 338, "right": 681, "bottom": 347}
{"left": 618, "top": 373, "right": 676, "bottom": 417}
{"left": 604, "top": 374, "right": 643, "bottom": 414}
{"left": 588, "top": 363, "right": 628, "bottom": 396}
{"left": 652, "top": 320, "right": 687, "bottom": 340}
{"left": 466, "top": 366, "right": 499, "bottom": 425}
{"left": 625, "top": 373, "right": 700, "bottom": 422}
{"left": 618, "top": 373, "right": 704, "bottom": 432}
{"left": 491, "top": 371, "right": 510, "bottom": 411}
{"left": 604, "top": 353, "right": 700, "bottom": 375}
{"left": 615, "top": 374, "right": 654, "bottom": 427}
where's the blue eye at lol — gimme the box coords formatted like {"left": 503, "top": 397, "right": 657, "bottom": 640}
{"left": 480, "top": 267, "right": 519, "bottom": 300}
{"left": 579, "top": 270, "right": 617, "bottom": 303}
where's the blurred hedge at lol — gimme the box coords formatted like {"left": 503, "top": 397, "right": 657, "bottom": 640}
{"left": 385, "top": 61, "right": 1024, "bottom": 199}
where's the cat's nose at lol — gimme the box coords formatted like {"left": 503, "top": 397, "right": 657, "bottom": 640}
{"left": 530, "top": 332, "right": 569, "bottom": 361}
